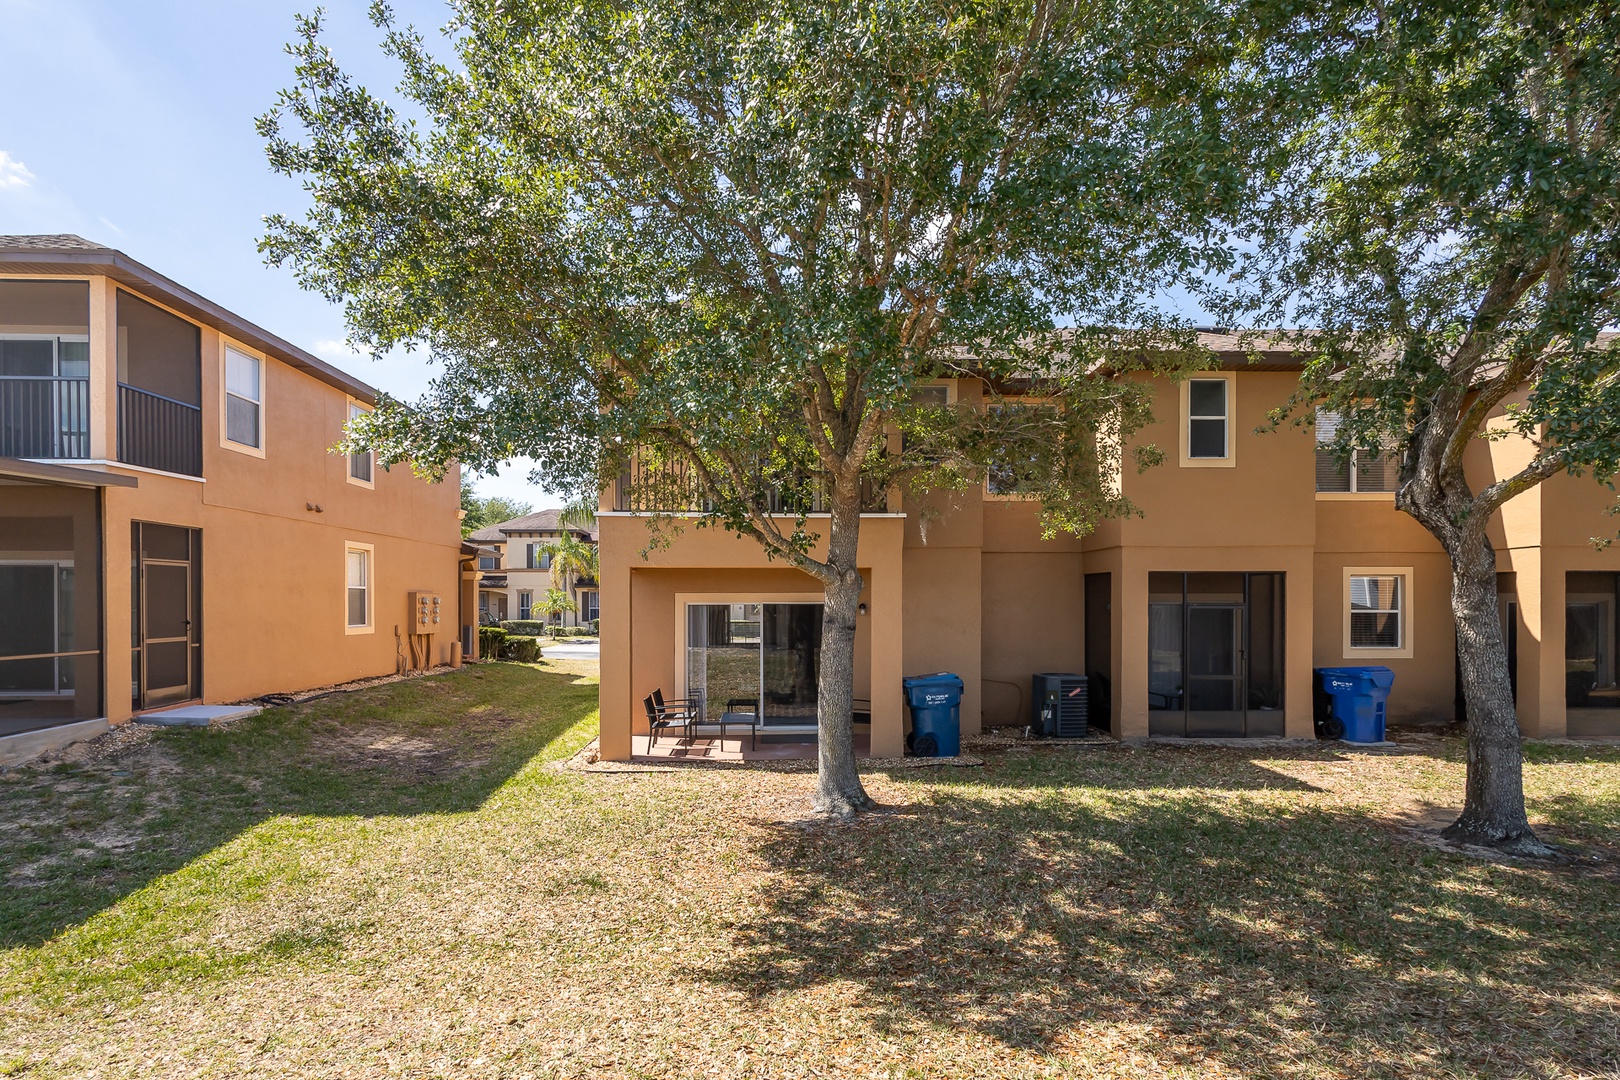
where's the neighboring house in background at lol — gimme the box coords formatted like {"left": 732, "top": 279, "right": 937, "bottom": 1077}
{"left": 596, "top": 331, "right": 1620, "bottom": 760}
{"left": 468, "top": 509, "right": 599, "bottom": 628}
{"left": 0, "top": 235, "right": 472, "bottom": 765}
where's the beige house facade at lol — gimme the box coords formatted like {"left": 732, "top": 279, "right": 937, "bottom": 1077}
{"left": 597, "top": 336, "right": 1620, "bottom": 760}
{"left": 468, "top": 510, "right": 599, "bottom": 628}
{"left": 0, "top": 236, "right": 469, "bottom": 763}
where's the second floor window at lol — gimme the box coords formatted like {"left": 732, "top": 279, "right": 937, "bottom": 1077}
{"left": 1186, "top": 379, "right": 1228, "bottom": 459}
{"left": 1316, "top": 410, "right": 1397, "bottom": 492}
{"left": 479, "top": 553, "right": 500, "bottom": 571}
{"left": 225, "top": 347, "right": 262, "bottom": 449}
{"left": 528, "top": 544, "right": 551, "bottom": 570}
{"left": 347, "top": 401, "right": 373, "bottom": 484}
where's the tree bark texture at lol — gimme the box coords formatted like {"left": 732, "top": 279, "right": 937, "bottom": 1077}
{"left": 1440, "top": 535, "right": 1553, "bottom": 855}
{"left": 812, "top": 477, "right": 875, "bottom": 817}
{"left": 1399, "top": 406, "right": 1555, "bottom": 856}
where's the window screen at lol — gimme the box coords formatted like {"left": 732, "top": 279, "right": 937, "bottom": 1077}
{"left": 225, "top": 348, "right": 261, "bottom": 448}
{"left": 346, "top": 549, "right": 370, "bottom": 627}
{"left": 1349, "top": 575, "right": 1402, "bottom": 648}
{"left": 1187, "top": 380, "right": 1227, "bottom": 458}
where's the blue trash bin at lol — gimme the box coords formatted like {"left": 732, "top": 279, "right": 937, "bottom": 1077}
{"left": 902, "top": 672, "right": 964, "bottom": 757}
{"left": 1315, "top": 666, "right": 1396, "bottom": 743}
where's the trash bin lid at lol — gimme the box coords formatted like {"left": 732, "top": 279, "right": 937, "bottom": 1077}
{"left": 903, "top": 672, "right": 964, "bottom": 691}
{"left": 1316, "top": 666, "right": 1396, "bottom": 691}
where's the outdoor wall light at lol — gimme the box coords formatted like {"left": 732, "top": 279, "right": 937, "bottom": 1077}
{"left": 858, "top": 602, "right": 868, "bottom": 616}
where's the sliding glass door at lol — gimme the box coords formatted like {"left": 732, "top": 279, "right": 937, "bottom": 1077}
{"left": 686, "top": 602, "right": 823, "bottom": 726}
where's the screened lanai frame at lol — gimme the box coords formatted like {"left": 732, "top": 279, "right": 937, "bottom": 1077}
{"left": 1147, "top": 571, "right": 1286, "bottom": 738}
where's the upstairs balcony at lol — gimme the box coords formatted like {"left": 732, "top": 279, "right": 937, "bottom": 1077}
{"left": 613, "top": 459, "right": 890, "bottom": 514}
{"left": 0, "top": 281, "right": 201, "bottom": 477}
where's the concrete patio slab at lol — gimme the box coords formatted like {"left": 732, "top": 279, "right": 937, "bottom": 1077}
{"left": 0, "top": 717, "right": 111, "bottom": 768}
{"left": 134, "top": 704, "right": 262, "bottom": 727}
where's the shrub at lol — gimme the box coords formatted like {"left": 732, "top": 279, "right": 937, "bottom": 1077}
{"left": 502, "top": 635, "right": 542, "bottom": 662}
{"left": 499, "top": 620, "right": 547, "bottom": 637}
{"left": 477, "top": 626, "right": 507, "bottom": 659}
{"left": 590, "top": 618, "right": 600, "bottom": 636}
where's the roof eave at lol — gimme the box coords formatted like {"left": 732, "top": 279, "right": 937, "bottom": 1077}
{"left": 0, "top": 246, "right": 378, "bottom": 405}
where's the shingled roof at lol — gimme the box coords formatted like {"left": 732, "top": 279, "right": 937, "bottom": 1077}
{"left": 467, "top": 509, "right": 598, "bottom": 543}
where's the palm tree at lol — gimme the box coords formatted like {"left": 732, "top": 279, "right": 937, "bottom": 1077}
{"left": 537, "top": 531, "right": 598, "bottom": 625}
{"left": 537, "top": 588, "right": 577, "bottom": 634}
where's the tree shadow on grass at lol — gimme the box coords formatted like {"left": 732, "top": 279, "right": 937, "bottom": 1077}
{"left": 935, "top": 743, "right": 1329, "bottom": 792}
{"left": 0, "top": 662, "right": 594, "bottom": 948}
{"left": 699, "top": 757, "right": 1620, "bottom": 1078}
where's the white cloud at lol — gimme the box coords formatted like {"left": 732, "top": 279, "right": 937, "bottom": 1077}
{"left": 0, "top": 151, "right": 35, "bottom": 190}
{"left": 312, "top": 338, "right": 362, "bottom": 360}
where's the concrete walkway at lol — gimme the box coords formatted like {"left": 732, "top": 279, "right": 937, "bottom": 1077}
{"left": 542, "top": 639, "right": 600, "bottom": 660}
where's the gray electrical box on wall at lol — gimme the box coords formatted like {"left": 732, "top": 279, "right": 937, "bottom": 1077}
{"left": 408, "top": 591, "right": 444, "bottom": 630}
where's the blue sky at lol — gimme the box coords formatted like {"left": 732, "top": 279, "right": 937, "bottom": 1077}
{"left": 0, "top": 0, "right": 551, "bottom": 509}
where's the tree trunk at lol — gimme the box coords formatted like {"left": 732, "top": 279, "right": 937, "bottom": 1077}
{"left": 812, "top": 479, "right": 875, "bottom": 817}
{"left": 1441, "top": 531, "right": 1555, "bottom": 856}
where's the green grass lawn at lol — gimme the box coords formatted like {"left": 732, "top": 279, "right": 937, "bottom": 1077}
{"left": 2, "top": 658, "right": 1618, "bottom": 1079}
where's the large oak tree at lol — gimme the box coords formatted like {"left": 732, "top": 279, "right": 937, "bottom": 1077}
{"left": 1216, "top": 0, "right": 1620, "bottom": 853}
{"left": 262, "top": 0, "right": 1259, "bottom": 814}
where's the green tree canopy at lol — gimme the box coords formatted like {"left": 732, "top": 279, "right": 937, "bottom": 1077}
{"left": 263, "top": 0, "right": 1264, "bottom": 813}
{"left": 1213, "top": 0, "right": 1620, "bottom": 853}
{"left": 459, "top": 476, "right": 533, "bottom": 537}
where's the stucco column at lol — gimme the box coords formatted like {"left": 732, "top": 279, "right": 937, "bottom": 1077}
{"left": 1519, "top": 550, "right": 1565, "bottom": 739}
{"left": 1284, "top": 550, "right": 1316, "bottom": 738}
{"left": 1114, "top": 553, "right": 1149, "bottom": 741}
{"left": 101, "top": 488, "right": 133, "bottom": 724}
{"left": 598, "top": 560, "right": 633, "bottom": 760}
{"left": 869, "top": 564, "right": 905, "bottom": 758}
{"left": 88, "top": 276, "right": 116, "bottom": 462}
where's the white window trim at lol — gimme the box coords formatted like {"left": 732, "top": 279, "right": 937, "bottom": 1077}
{"left": 345, "top": 542, "right": 376, "bottom": 635}
{"left": 345, "top": 396, "right": 375, "bottom": 489}
{"left": 1343, "top": 566, "right": 1413, "bottom": 659}
{"left": 220, "top": 339, "right": 266, "bottom": 458}
{"left": 1179, "top": 373, "right": 1236, "bottom": 468}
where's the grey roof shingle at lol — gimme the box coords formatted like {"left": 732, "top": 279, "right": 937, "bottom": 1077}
{"left": 467, "top": 510, "right": 597, "bottom": 542}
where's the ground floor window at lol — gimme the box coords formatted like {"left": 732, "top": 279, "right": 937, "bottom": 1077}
{"left": 685, "top": 602, "right": 822, "bottom": 726}
{"left": 1342, "top": 567, "right": 1412, "bottom": 658}
{"left": 1147, "top": 572, "right": 1285, "bottom": 737}
{"left": 345, "top": 544, "right": 373, "bottom": 632}
{"left": 518, "top": 590, "right": 533, "bottom": 621}
{"left": 581, "top": 590, "right": 599, "bottom": 624}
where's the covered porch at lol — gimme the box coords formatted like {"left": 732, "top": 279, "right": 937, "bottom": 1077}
{"left": 596, "top": 513, "right": 907, "bottom": 760}
{"left": 0, "top": 459, "right": 135, "bottom": 763}
{"left": 629, "top": 728, "right": 873, "bottom": 762}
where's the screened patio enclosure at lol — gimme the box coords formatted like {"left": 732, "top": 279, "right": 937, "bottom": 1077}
{"left": 0, "top": 480, "right": 105, "bottom": 736}
{"left": 1148, "top": 572, "right": 1286, "bottom": 737}
{"left": 685, "top": 602, "right": 825, "bottom": 731}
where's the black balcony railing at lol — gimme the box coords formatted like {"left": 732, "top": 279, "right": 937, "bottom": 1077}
{"left": 118, "top": 383, "right": 202, "bottom": 477}
{"left": 0, "top": 376, "right": 91, "bottom": 459}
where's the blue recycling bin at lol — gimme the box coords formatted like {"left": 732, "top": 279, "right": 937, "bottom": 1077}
{"left": 1315, "top": 666, "right": 1396, "bottom": 743}
{"left": 903, "top": 672, "right": 964, "bottom": 757}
